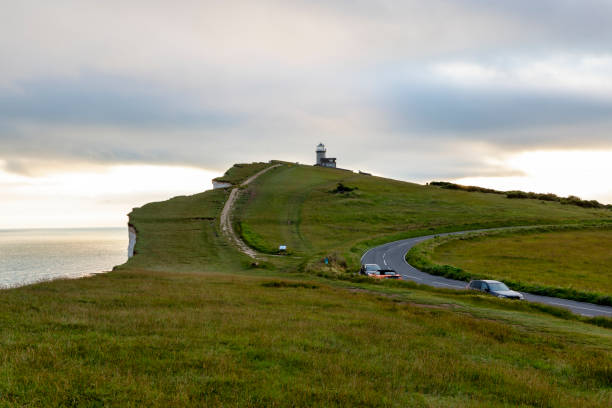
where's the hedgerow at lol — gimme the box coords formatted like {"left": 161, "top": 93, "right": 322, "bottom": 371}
{"left": 430, "top": 181, "right": 612, "bottom": 210}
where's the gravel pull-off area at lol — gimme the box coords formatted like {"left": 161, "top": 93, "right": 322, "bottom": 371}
{"left": 220, "top": 164, "right": 282, "bottom": 259}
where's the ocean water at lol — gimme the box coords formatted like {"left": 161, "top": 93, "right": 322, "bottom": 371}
{"left": 0, "top": 228, "right": 127, "bottom": 289}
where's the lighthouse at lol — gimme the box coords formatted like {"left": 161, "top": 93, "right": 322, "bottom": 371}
{"left": 316, "top": 143, "right": 326, "bottom": 165}
{"left": 315, "top": 143, "right": 337, "bottom": 168}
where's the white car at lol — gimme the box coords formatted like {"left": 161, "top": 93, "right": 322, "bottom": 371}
{"left": 360, "top": 263, "right": 381, "bottom": 276}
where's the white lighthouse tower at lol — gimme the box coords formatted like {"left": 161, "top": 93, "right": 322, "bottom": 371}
{"left": 315, "top": 143, "right": 337, "bottom": 168}
{"left": 316, "top": 143, "right": 326, "bottom": 165}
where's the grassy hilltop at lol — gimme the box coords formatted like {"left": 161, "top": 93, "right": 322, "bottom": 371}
{"left": 1, "top": 161, "right": 611, "bottom": 407}
{"left": 233, "top": 163, "right": 609, "bottom": 270}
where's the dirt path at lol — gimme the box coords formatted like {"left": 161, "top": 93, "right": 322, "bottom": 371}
{"left": 219, "top": 164, "right": 282, "bottom": 259}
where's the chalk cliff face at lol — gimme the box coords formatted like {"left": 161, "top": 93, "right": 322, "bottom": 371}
{"left": 128, "top": 225, "right": 137, "bottom": 258}
{"left": 212, "top": 181, "right": 232, "bottom": 189}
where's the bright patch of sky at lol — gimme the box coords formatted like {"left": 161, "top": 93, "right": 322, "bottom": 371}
{"left": 454, "top": 150, "right": 612, "bottom": 204}
{"left": 433, "top": 54, "right": 612, "bottom": 96}
{"left": 0, "top": 164, "right": 220, "bottom": 228}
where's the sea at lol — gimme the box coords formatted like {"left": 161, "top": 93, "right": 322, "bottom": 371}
{"left": 0, "top": 228, "right": 127, "bottom": 289}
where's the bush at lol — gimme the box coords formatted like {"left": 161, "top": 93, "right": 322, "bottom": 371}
{"left": 304, "top": 252, "right": 348, "bottom": 275}
{"left": 506, "top": 191, "right": 528, "bottom": 199}
{"left": 430, "top": 181, "right": 503, "bottom": 195}
{"left": 329, "top": 183, "right": 358, "bottom": 194}
{"left": 506, "top": 191, "right": 606, "bottom": 208}
{"left": 585, "top": 316, "right": 612, "bottom": 329}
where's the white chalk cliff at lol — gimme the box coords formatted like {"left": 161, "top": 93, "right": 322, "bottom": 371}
{"left": 128, "top": 225, "right": 136, "bottom": 259}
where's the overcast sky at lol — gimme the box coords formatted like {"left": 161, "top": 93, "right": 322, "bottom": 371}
{"left": 2, "top": 0, "right": 612, "bottom": 227}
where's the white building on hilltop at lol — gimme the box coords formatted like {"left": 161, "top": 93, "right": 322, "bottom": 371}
{"left": 315, "top": 143, "right": 336, "bottom": 168}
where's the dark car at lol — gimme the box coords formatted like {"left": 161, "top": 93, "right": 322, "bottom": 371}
{"left": 466, "top": 279, "right": 524, "bottom": 300}
{"left": 360, "top": 263, "right": 381, "bottom": 276}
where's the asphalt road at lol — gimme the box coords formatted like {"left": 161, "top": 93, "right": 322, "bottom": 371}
{"left": 361, "top": 231, "right": 612, "bottom": 317}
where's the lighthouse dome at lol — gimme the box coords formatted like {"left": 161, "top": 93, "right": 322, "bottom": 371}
{"left": 316, "top": 143, "right": 326, "bottom": 152}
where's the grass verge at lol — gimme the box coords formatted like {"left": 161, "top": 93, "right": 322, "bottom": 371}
{"left": 406, "top": 225, "right": 612, "bottom": 306}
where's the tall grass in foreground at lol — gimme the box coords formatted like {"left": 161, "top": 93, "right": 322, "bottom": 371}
{"left": 0, "top": 270, "right": 610, "bottom": 407}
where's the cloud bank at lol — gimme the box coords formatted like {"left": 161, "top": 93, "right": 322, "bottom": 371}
{"left": 1, "top": 0, "right": 611, "bottom": 183}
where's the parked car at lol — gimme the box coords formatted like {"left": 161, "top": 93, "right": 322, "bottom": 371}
{"left": 466, "top": 279, "right": 524, "bottom": 300}
{"left": 361, "top": 263, "right": 381, "bottom": 276}
{"left": 372, "top": 269, "right": 402, "bottom": 280}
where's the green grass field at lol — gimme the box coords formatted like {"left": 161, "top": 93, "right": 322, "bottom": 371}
{"left": 1, "top": 269, "right": 611, "bottom": 407}
{"left": 2, "top": 162, "right": 612, "bottom": 406}
{"left": 126, "top": 188, "right": 251, "bottom": 273}
{"left": 431, "top": 228, "right": 612, "bottom": 296}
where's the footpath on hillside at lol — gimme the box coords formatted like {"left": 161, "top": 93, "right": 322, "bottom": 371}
{"left": 219, "top": 164, "right": 282, "bottom": 259}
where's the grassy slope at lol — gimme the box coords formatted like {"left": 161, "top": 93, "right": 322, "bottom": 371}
{"left": 125, "top": 189, "right": 250, "bottom": 273}
{"left": 432, "top": 228, "right": 612, "bottom": 295}
{"left": 2, "top": 162, "right": 612, "bottom": 406}
{"left": 236, "top": 164, "right": 610, "bottom": 268}
{"left": 1, "top": 269, "right": 611, "bottom": 407}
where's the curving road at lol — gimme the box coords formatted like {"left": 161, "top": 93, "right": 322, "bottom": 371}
{"left": 361, "top": 231, "right": 612, "bottom": 317}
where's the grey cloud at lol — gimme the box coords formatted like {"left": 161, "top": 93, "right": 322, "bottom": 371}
{"left": 2, "top": 67, "right": 612, "bottom": 178}
{"left": 284, "top": 0, "right": 612, "bottom": 61}
{"left": 469, "top": 0, "right": 612, "bottom": 48}
{"left": 385, "top": 83, "right": 612, "bottom": 136}
{"left": 0, "top": 72, "right": 240, "bottom": 128}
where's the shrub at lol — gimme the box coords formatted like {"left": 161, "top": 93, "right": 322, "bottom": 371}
{"left": 329, "top": 183, "right": 358, "bottom": 194}
{"left": 304, "top": 252, "right": 348, "bottom": 275}
{"left": 430, "top": 181, "right": 503, "bottom": 195}
{"left": 506, "top": 191, "right": 528, "bottom": 199}
{"left": 585, "top": 316, "right": 612, "bottom": 329}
